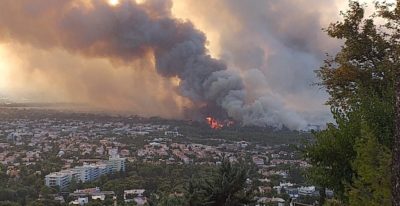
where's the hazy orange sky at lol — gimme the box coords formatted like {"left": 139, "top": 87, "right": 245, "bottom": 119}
{"left": 0, "top": 0, "right": 392, "bottom": 128}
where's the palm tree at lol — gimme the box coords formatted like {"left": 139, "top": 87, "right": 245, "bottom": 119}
{"left": 187, "top": 160, "right": 254, "bottom": 206}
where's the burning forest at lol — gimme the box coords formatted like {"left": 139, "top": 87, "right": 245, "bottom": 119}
{"left": 0, "top": 0, "right": 335, "bottom": 130}
{"left": 205, "top": 117, "right": 235, "bottom": 130}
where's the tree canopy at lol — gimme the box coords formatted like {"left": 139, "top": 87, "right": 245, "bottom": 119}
{"left": 305, "top": 1, "right": 400, "bottom": 205}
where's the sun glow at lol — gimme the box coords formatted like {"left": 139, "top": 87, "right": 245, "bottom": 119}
{"left": 0, "top": 45, "right": 12, "bottom": 91}
{"left": 108, "top": 0, "right": 120, "bottom": 6}
{"left": 135, "top": 0, "right": 145, "bottom": 4}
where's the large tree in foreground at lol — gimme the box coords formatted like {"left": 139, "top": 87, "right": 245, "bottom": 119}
{"left": 186, "top": 160, "right": 254, "bottom": 206}
{"left": 378, "top": 1, "right": 400, "bottom": 204}
{"left": 306, "top": 1, "right": 400, "bottom": 205}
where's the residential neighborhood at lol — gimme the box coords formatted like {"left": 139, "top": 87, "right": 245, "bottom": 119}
{"left": 0, "top": 108, "right": 327, "bottom": 205}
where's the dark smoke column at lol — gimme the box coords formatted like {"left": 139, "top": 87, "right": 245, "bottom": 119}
{"left": 0, "top": 0, "right": 246, "bottom": 120}
{"left": 0, "top": 0, "right": 308, "bottom": 130}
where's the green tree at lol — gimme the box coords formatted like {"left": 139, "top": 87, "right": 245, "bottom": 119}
{"left": 0, "top": 201, "right": 20, "bottom": 206}
{"left": 306, "top": 112, "right": 360, "bottom": 200}
{"left": 157, "top": 193, "right": 186, "bottom": 206}
{"left": 376, "top": 1, "right": 400, "bottom": 204}
{"left": 27, "top": 199, "right": 63, "bottom": 206}
{"left": 347, "top": 124, "right": 391, "bottom": 206}
{"left": 187, "top": 160, "right": 254, "bottom": 206}
{"left": 305, "top": 1, "right": 398, "bottom": 205}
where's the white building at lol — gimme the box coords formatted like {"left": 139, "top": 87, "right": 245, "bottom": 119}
{"left": 45, "top": 170, "right": 77, "bottom": 189}
{"left": 108, "top": 155, "right": 126, "bottom": 172}
{"left": 70, "top": 197, "right": 89, "bottom": 205}
{"left": 45, "top": 157, "right": 125, "bottom": 189}
{"left": 108, "top": 148, "right": 119, "bottom": 157}
{"left": 298, "top": 186, "right": 316, "bottom": 196}
{"left": 252, "top": 156, "right": 265, "bottom": 166}
{"left": 73, "top": 165, "right": 99, "bottom": 183}
{"left": 124, "top": 189, "right": 146, "bottom": 205}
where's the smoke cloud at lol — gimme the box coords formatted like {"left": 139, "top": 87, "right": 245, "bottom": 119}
{"left": 172, "top": 0, "right": 344, "bottom": 129}
{"left": 0, "top": 0, "right": 343, "bottom": 130}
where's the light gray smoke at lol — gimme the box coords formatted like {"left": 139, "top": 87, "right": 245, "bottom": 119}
{"left": 0, "top": 0, "right": 334, "bottom": 130}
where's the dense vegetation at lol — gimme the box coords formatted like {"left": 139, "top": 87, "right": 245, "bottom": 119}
{"left": 0, "top": 159, "right": 257, "bottom": 206}
{"left": 305, "top": 1, "right": 400, "bottom": 205}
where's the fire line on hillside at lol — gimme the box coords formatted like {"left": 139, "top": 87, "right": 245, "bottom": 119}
{"left": 206, "top": 117, "right": 234, "bottom": 129}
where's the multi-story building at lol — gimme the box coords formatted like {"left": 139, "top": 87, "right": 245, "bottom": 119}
{"left": 98, "top": 162, "right": 112, "bottom": 175}
{"left": 45, "top": 157, "right": 125, "bottom": 189}
{"left": 108, "top": 155, "right": 126, "bottom": 173}
{"left": 45, "top": 170, "right": 77, "bottom": 189}
{"left": 73, "top": 165, "right": 100, "bottom": 183}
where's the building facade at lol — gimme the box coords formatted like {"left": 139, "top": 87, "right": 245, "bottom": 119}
{"left": 45, "top": 171, "right": 75, "bottom": 189}
{"left": 45, "top": 156, "right": 126, "bottom": 189}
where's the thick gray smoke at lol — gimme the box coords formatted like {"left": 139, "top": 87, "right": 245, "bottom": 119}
{"left": 0, "top": 0, "right": 336, "bottom": 130}
{"left": 173, "top": 0, "right": 343, "bottom": 129}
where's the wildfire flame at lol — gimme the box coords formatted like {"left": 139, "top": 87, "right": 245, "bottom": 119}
{"left": 206, "top": 117, "right": 224, "bottom": 129}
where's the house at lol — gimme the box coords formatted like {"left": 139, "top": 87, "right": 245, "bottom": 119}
{"left": 124, "top": 189, "right": 147, "bottom": 205}
{"left": 257, "top": 197, "right": 285, "bottom": 206}
{"left": 258, "top": 186, "right": 272, "bottom": 194}
{"left": 70, "top": 197, "right": 88, "bottom": 205}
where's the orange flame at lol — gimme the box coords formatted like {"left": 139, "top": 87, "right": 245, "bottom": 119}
{"left": 206, "top": 117, "right": 224, "bottom": 129}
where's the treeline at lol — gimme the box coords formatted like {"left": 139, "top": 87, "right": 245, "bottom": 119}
{"left": 0, "top": 160, "right": 259, "bottom": 206}
{"left": 178, "top": 123, "right": 312, "bottom": 146}
{"left": 74, "top": 160, "right": 259, "bottom": 206}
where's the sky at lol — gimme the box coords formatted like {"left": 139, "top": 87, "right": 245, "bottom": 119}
{"left": 0, "top": 0, "right": 387, "bottom": 129}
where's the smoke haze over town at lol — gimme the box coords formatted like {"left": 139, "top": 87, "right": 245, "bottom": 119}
{"left": 0, "top": 0, "right": 383, "bottom": 130}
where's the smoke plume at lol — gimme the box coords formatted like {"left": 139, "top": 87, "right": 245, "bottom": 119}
{"left": 0, "top": 0, "right": 342, "bottom": 130}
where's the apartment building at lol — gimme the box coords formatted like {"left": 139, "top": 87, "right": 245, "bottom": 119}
{"left": 108, "top": 155, "right": 126, "bottom": 173}
{"left": 45, "top": 170, "right": 78, "bottom": 189}
{"left": 45, "top": 157, "right": 125, "bottom": 189}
